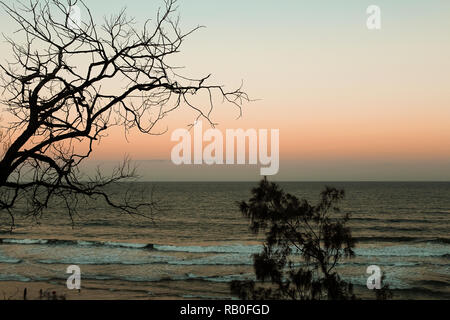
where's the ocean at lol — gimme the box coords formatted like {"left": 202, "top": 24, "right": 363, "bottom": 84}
{"left": 0, "top": 182, "right": 449, "bottom": 299}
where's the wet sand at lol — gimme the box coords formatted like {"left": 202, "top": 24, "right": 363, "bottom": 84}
{"left": 0, "top": 279, "right": 231, "bottom": 300}
{"left": 1, "top": 279, "right": 448, "bottom": 300}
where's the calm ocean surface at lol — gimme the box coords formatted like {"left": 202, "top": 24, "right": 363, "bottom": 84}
{"left": 0, "top": 182, "right": 449, "bottom": 299}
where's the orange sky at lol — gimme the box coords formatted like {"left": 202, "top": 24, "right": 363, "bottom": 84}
{"left": 1, "top": 0, "right": 449, "bottom": 180}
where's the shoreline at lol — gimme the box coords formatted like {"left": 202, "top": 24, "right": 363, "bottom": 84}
{"left": 0, "top": 279, "right": 448, "bottom": 300}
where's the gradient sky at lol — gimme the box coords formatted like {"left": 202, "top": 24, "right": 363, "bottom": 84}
{"left": 1, "top": 0, "right": 449, "bottom": 181}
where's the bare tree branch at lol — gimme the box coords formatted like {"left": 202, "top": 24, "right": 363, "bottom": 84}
{"left": 0, "top": 0, "right": 248, "bottom": 229}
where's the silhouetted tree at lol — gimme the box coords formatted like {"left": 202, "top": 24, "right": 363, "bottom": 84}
{"left": 0, "top": 0, "right": 247, "bottom": 228}
{"left": 231, "top": 178, "right": 392, "bottom": 300}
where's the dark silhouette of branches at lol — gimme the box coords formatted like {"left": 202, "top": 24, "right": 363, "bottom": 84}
{"left": 231, "top": 178, "right": 392, "bottom": 300}
{"left": 0, "top": 0, "right": 248, "bottom": 229}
